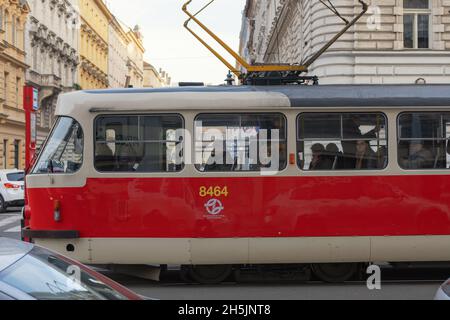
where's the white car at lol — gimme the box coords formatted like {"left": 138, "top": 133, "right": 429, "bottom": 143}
{"left": 0, "top": 170, "right": 25, "bottom": 213}
{"left": 435, "top": 278, "right": 450, "bottom": 300}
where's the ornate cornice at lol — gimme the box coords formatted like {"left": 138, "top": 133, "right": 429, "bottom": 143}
{"left": 80, "top": 56, "right": 108, "bottom": 84}
{"left": 30, "top": 21, "right": 79, "bottom": 67}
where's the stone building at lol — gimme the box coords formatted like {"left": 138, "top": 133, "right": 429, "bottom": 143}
{"left": 25, "top": 0, "right": 80, "bottom": 144}
{"left": 143, "top": 61, "right": 171, "bottom": 88}
{"left": 0, "top": 0, "right": 30, "bottom": 170}
{"left": 126, "top": 25, "right": 144, "bottom": 88}
{"left": 239, "top": 0, "right": 450, "bottom": 84}
{"left": 78, "top": 0, "right": 111, "bottom": 89}
{"left": 108, "top": 15, "right": 128, "bottom": 88}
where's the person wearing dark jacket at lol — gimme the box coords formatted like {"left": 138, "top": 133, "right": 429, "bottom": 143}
{"left": 309, "top": 144, "right": 333, "bottom": 170}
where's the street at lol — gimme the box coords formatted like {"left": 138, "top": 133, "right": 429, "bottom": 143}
{"left": 0, "top": 208, "right": 22, "bottom": 240}
{"left": 0, "top": 211, "right": 447, "bottom": 300}
{"left": 124, "top": 281, "right": 442, "bottom": 300}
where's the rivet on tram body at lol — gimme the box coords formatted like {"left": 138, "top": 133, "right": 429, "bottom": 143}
{"left": 54, "top": 200, "right": 61, "bottom": 222}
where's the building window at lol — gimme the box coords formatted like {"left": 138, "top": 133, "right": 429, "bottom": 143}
{"left": 4, "top": 11, "right": 8, "bottom": 41}
{"left": 398, "top": 113, "right": 450, "bottom": 170}
{"left": 0, "top": 7, "right": 3, "bottom": 30}
{"left": 403, "top": 0, "right": 431, "bottom": 49}
{"left": 2, "top": 139, "right": 7, "bottom": 169}
{"left": 32, "top": 46, "right": 37, "bottom": 70}
{"left": 4, "top": 72, "right": 8, "bottom": 104}
{"left": 15, "top": 77, "right": 20, "bottom": 108}
{"left": 17, "top": 18, "right": 21, "bottom": 49}
{"left": 13, "top": 140, "right": 19, "bottom": 169}
{"left": 297, "top": 113, "right": 388, "bottom": 171}
{"left": 11, "top": 16, "right": 15, "bottom": 45}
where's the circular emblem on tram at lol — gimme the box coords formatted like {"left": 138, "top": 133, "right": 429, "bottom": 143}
{"left": 204, "top": 198, "right": 224, "bottom": 215}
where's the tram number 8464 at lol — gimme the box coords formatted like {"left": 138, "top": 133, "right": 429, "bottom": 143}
{"left": 199, "top": 186, "right": 229, "bottom": 198}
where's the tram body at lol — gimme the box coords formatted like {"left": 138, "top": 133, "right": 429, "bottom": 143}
{"left": 23, "top": 85, "right": 450, "bottom": 271}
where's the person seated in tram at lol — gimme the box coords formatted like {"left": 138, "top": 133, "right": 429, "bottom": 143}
{"left": 115, "top": 142, "right": 142, "bottom": 172}
{"left": 204, "top": 149, "right": 236, "bottom": 172}
{"left": 325, "top": 143, "right": 342, "bottom": 170}
{"left": 341, "top": 116, "right": 382, "bottom": 169}
{"left": 309, "top": 143, "right": 333, "bottom": 170}
{"left": 402, "top": 140, "right": 434, "bottom": 169}
{"left": 354, "top": 140, "right": 377, "bottom": 170}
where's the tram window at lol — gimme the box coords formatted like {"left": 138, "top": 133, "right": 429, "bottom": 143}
{"left": 94, "top": 115, "right": 184, "bottom": 173}
{"left": 297, "top": 113, "right": 388, "bottom": 171}
{"left": 32, "top": 117, "right": 84, "bottom": 174}
{"left": 398, "top": 113, "right": 450, "bottom": 170}
{"left": 194, "top": 113, "right": 287, "bottom": 172}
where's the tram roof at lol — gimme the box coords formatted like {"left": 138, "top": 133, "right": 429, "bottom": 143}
{"left": 56, "top": 84, "right": 450, "bottom": 117}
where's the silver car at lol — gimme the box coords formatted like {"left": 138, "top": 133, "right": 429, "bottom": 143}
{"left": 0, "top": 238, "right": 143, "bottom": 300}
{"left": 435, "top": 278, "right": 450, "bottom": 300}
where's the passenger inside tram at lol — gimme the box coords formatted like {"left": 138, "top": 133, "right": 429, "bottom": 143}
{"left": 397, "top": 113, "right": 450, "bottom": 170}
{"left": 354, "top": 140, "right": 377, "bottom": 170}
{"left": 203, "top": 148, "right": 237, "bottom": 172}
{"left": 298, "top": 113, "right": 387, "bottom": 171}
{"left": 309, "top": 144, "right": 333, "bottom": 171}
{"left": 324, "top": 143, "right": 342, "bottom": 170}
{"left": 341, "top": 115, "right": 381, "bottom": 169}
{"left": 400, "top": 141, "right": 434, "bottom": 170}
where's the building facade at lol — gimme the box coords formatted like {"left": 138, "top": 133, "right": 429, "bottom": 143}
{"left": 240, "top": 0, "right": 450, "bottom": 84}
{"left": 108, "top": 15, "right": 128, "bottom": 88}
{"left": 143, "top": 61, "right": 171, "bottom": 88}
{"left": 25, "top": 0, "right": 80, "bottom": 144}
{"left": 126, "top": 25, "right": 144, "bottom": 88}
{"left": 0, "top": 0, "right": 30, "bottom": 170}
{"left": 78, "top": 0, "right": 111, "bottom": 89}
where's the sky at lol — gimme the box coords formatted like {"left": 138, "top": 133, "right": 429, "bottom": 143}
{"left": 106, "top": 0, "right": 247, "bottom": 85}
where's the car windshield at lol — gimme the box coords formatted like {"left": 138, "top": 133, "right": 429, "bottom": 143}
{"left": 6, "top": 172, "right": 24, "bottom": 182}
{"left": 0, "top": 247, "right": 130, "bottom": 300}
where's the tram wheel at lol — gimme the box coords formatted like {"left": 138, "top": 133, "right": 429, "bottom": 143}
{"left": 180, "top": 265, "right": 193, "bottom": 283}
{"left": 311, "top": 263, "right": 359, "bottom": 283}
{"left": 188, "top": 265, "right": 233, "bottom": 284}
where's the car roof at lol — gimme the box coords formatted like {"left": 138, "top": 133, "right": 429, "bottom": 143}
{"left": 0, "top": 238, "right": 34, "bottom": 273}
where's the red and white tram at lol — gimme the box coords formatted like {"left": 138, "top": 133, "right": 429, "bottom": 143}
{"left": 23, "top": 84, "right": 450, "bottom": 283}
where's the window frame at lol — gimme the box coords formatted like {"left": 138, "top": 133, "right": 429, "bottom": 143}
{"left": 296, "top": 112, "right": 389, "bottom": 172}
{"left": 93, "top": 113, "right": 185, "bottom": 174}
{"left": 194, "top": 112, "right": 288, "bottom": 173}
{"left": 13, "top": 140, "right": 19, "bottom": 169}
{"left": 403, "top": 0, "right": 432, "bottom": 49}
{"left": 397, "top": 111, "right": 450, "bottom": 171}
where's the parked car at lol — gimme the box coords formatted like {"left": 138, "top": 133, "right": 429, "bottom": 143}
{"left": 0, "top": 170, "right": 25, "bottom": 213}
{"left": 0, "top": 238, "right": 143, "bottom": 300}
{"left": 435, "top": 278, "right": 450, "bottom": 300}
